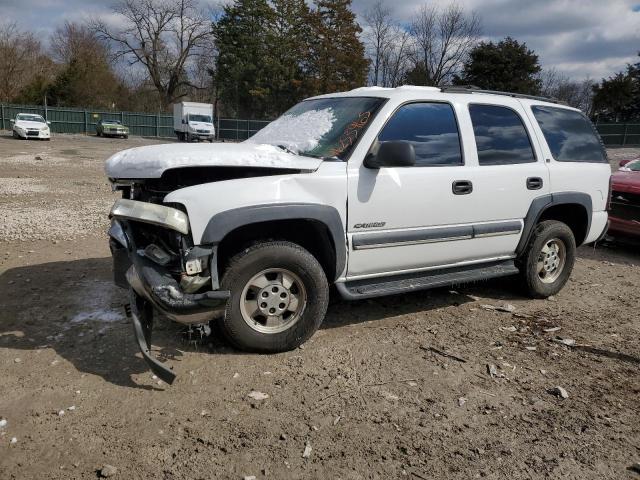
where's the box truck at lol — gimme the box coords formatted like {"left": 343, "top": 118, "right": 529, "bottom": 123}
{"left": 173, "top": 102, "right": 215, "bottom": 142}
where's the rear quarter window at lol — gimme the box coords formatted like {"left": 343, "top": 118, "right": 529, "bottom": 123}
{"left": 531, "top": 106, "right": 607, "bottom": 163}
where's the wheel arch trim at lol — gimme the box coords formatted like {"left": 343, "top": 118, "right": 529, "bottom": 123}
{"left": 516, "top": 192, "right": 592, "bottom": 255}
{"left": 201, "top": 203, "right": 347, "bottom": 282}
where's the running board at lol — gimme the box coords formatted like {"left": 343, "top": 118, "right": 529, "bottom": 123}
{"left": 337, "top": 260, "right": 519, "bottom": 300}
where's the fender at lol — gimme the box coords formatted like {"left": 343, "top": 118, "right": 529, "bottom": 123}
{"left": 201, "top": 203, "right": 347, "bottom": 282}
{"left": 516, "top": 192, "right": 592, "bottom": 255}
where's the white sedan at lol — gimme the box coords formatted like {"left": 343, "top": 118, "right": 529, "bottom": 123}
{"left": 11, "top": 113, "right": 51, "bottom": 140}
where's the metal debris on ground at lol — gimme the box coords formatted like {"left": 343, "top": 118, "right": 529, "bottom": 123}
{"left": 302, "top": 442, "right": 312, "bottom": 458}
{"left": 247, "top": 391, "right": 269, "bottom": 401}
{"left": 554, "top": 337, "right": 576, "bottom": 346}
{"left": 481, "top": 303, "right": 516, "bottom": 313}
{"left": 543, "top": 326, "right": 562, "bottom": 333}
{"left": 548, "top": 386, "right": 569, "bottom": 399}
{"left": 99, "top": 464, "right": 118, "bottom": 477}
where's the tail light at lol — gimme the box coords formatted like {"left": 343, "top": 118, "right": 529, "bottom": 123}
{"left": 606, "top": 175, "right": 612, "bottom": 211}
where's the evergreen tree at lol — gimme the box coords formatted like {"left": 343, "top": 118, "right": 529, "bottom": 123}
{"left": 307, "top": 0, "right": 369, "bottom": 94}
{"left": 214, "top": 0, "right": 277, "bottom": 118}
{"left": 592, "top": 53, "right": 640, "bottom": 121}
{"left": 270, "top": 0, "right": 314, "bottom": 111}
{"left": 454, "top": 37, "right": 541, "bottom": 94}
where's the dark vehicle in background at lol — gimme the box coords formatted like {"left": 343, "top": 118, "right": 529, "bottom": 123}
{"left": 97, "top": 119, "right": 129, "bottom": 139}
{"left": 609, "top": 158, "right": 640, "bottom": 238}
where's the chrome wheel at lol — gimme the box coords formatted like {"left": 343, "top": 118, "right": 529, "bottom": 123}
{"left": 239, "top": 268, "right": 307, "bottom": 334}
{"left": 537, "top": 238, "right": 566, "bottom": 284}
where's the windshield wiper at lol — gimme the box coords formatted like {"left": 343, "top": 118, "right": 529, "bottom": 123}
{"left": 275, "top": 144, "right": 296, "bottom": 155}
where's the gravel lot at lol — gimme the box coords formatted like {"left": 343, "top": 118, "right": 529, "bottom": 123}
{"left": 0, "top": 133, "right": 639, "bottom": 479}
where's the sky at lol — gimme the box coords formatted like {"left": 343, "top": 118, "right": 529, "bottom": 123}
{"left": 1, "top": 0, "right": 638, "bottom": 80}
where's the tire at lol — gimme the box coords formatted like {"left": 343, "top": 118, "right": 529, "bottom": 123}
{"left": 96, "top": 130, "right": 101, "bottom": 137}
{"left": 219, "top": 241, "right": 329, "bottom": 352}
{"left": 519, "top": 220, "right": 576, "bottom": 298}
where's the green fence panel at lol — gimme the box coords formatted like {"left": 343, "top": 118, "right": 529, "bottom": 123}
{"left": 596, "top": 123, "right": 640, "bottom": 146}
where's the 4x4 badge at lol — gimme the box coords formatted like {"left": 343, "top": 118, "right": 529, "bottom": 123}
{"left": 354, "top": 222, "right": 386, "bottom": 229}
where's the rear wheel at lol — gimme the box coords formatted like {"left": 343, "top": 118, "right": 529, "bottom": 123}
{"left": 519, "top": 220, "right": 576, "bottom": 298}
{"left": 220, "top": 241, "right": 329, "bottom": 352}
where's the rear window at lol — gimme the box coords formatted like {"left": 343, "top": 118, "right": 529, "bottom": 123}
{"left": 469, "top": 104, "right": 536, "bottom": 165}
{"left": 531, "top": 106, "right": 607, "bottom": 163}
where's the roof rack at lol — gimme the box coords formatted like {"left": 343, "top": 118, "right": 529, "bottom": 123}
{"left": 439, "top": 85, "right": 564, "bottom": 105}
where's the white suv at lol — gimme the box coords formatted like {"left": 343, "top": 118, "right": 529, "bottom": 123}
{"left": 106, "top": 86, "right": 610, "bottom": 383}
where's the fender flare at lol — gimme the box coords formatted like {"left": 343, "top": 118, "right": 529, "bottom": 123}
{"left": 516, "top": 192, "right": 592, "bottom": 255}
{"left": 201, "top": 203, "right": 347, "bottom": 282}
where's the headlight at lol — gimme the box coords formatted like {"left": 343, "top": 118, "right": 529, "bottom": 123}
{"left": 40, "top": 126, "right": 49, "bottom": 131}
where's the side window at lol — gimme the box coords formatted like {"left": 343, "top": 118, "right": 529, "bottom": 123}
{"left": 378, "top": 102, "right": 463, "bottom": 166}
{"left": 469, "top": 104, "right": 536, "bottom": 165}
{"left": 531, "top": 106, "right": 607, "bottom": 163}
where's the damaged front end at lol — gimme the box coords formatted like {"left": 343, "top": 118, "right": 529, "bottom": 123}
{"left": 108, "top": 199, "right": 229, "bottom": 384}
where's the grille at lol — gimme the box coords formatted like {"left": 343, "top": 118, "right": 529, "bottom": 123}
{"left": 196, "top": 129, "right": 210, "bottom": 134}
{"left": 26, "top": 130, "right": 40, "bottom": 136}
{"left": 610, "top": 190, "right": 640, "bottom": 222}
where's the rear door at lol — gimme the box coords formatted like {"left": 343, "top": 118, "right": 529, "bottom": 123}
{"left": 460, "top": 99, "right": 551, "bottom": 245}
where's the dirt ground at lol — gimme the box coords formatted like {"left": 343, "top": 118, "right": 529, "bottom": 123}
{"left": 0, "top": 133, "right": 639, "bottom": 479}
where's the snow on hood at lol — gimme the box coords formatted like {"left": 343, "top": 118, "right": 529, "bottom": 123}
{"left": 247, "top": 108, "right": 335, "bottom": 154}
{"left": 105, "top": 142, "right": 323, "bottom": 179}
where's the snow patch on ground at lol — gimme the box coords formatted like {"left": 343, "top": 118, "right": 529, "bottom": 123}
{"left": 248, "top": 108, "right": 336, "bottom": 154}
{"left": 67, "top": 280, "right": 125, "bottom": 328}
{"left": 71, "top": 309, "right": 124, "bottom": 324}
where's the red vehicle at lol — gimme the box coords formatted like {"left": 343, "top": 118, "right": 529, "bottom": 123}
{"left": 609, "top": 158, "right": 640, "bottom": 238}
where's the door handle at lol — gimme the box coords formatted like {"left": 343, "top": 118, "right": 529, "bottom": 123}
{"left": 452, "top": 180, "right": 473, "bottom": 195}
{"left": 527, "top": 177, "right": 543, "bottom": 190}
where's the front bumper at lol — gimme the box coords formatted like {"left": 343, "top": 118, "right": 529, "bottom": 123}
{"left": 15, "top": 128, "right": 50, "bottom": 139}
{"left": 104, "top": 129, "right": 128, "bottom": 136}
{"left": 109, "top": 200, "right": 230, "bottom": 384}
{"left": 108, "top": 208, "right": 229, "bottom": 321}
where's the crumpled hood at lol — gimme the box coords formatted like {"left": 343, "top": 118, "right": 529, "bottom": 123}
{"left": 105, "top": 142, "right": 323, "bottom": 179}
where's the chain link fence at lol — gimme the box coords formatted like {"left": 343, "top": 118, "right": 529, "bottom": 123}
{"left": 595, "top": 122, "right": 640, "bottom": 147}
{"left": 2, "top": 102, "right": 638, "bottom": 146}
{"left": 0, "top": 103, "right": 272, "bottom": 141}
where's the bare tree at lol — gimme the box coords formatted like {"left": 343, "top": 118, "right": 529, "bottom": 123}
{"left": 409, "top": 3, "right": 481, "bottom": 85}
{"left": 363, "top": 0, "right": 394, "bottom": 86}
{"left": 539, "top": 68, "right": 595, "bottom": 114}
{"left": 0, "top": 22, "right": 52, "bottom": 102}
{"left": 92, "top": 0, "right": 213, "bottom": 110}
{"left": 51, "top": 22, "right": 110, "bottom": 65}
{"left": 380, "top": 27, "right": 412, "bottom": 87}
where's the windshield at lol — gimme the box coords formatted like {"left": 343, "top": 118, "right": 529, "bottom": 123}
{"left": 626, "top": 159, "right": 640, "bottom": 171}
{"left": 247, "top": 97, "right": 386, "bottom": 160}
{"left": 103, "top": 120, "right": 122, "bottom": 125}
{"left": 189, "top": 114, "right": 212, "bottom": 123}
{"left": 17, "top": 114, "right": 45, "bottom": 123}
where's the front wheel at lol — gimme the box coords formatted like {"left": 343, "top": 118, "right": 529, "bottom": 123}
{"left": 519, "top": 220, "right": 576, "bottom": 298}
{"left": 220, "top": 241, "right": 329, "bottom": 352}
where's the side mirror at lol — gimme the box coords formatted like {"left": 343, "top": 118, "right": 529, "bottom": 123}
{"left": 47, "top": 121, "right": 51, "bottom": 125}
{"left": 10, "top": 119, "right": 15, "bottom": 124}
{"left": 364, "top": 141, "right": 416, "bottom": 169}
{"left": 619, "top": 159, "right": 631, "bottom": 167}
